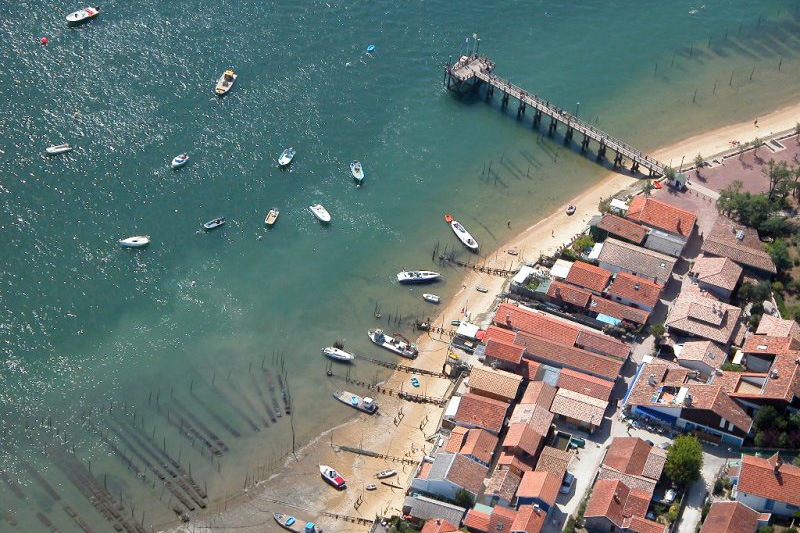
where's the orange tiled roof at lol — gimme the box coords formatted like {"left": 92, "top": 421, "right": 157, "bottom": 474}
{"left": 421, "top": 519, "right": 459, "bottom": 533}
{"left": 604, "top": 437, "right": 665, "bottom": 480}
{"left": 454, "top": 393, "right": 509, "bottom": 433}
{"left": 589, "top": 295, "right": 650, "bottom": 324}
{"left": 484, "top": 338, "right": 525, "bottom": 365}
{"left": 517, "top": 471, "right": 560, "bottom": 506}
{"left": 565, "top": 261, "right": 613, "bottom": 293}
{"left": 535, "top": 446, "right": 572, "bottom": 479}
{"left": 738, "top": 453, "right": 800, "bottom": 506}
{"left": 503, "top": 422, "right": 545, "bottom": 456}
{"left": 483, "top": 325, "right": 518, "bottom": 345}
{"left": 485, "top": 468, "right": 522, "bottom": 505}
{"left": 519, "top": 359, "right": 541, "bottom": 381}
{"left": 497, "top": 450, "right": 537, "bottom": 472}
{"left": 691, "top": 256, "right": 743, "bottom": 292}
{"left": 488, "top": 506, "right": 517, "bottom": 533}
{"left": 700, "top": 501, "right": 762, "bottom": 533}
{"left": 469, "top": 366, "right": 523, "bottom": 402}
{"left": 460, "top": 428, "right": 499, "bottom": 465}
{"left": 511, "top": 505, "right": 547, "bottom": 533}
{"left": 702, "top": 216, "right": 776, "bottom": 274}
{"left": 756, "top": 314, "right": 800, "bottom": 341}
{"left": 547, "top": 280, "right": 592, "bottom": 308}
{"left": 515, "top": 332, "right": 624, "bottom": 381}
{"left": 520, "top": 381, "right": 557, "bottom": 409}
{"left": 464, "top": 509, "right": 490, "bottom": 532}
{"left": 624, "top": 516, "right": 667, "bottom": 533}
{"left": 607, "top": 272, "right": 663, "bottom": 309}
{"left": 550, "top": 388, "right": 607, "bottom": 426}
{"left": 596, "top": 213, "right": 647, "bottom": 244}
{"left": 557, "top": 368, "right": 614, "bottom": 401}
{"left": 626, "top": 195, "right": 697, "bottom": 238}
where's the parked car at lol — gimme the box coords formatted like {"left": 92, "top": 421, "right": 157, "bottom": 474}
{"left": 663, "top": 488, "right": 677, "bottom": 504}
{"left": 560, "top": 473, "right": 575, "bottom": 494}
{"left": 657, "top": 442, "right": 670, "bottom": 450}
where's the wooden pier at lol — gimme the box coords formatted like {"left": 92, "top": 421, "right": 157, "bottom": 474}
{"left": 444, "top": 54, "right": 666, "bottom": 176}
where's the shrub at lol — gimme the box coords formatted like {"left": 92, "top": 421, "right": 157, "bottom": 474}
{"left": 702, "top": 503, "right": 712, "bottom": 521}
{"left": 773, "top": 281, "right": 785, "bottom": 293}
{"left": 650, "top": 324, "right": 666, "bottom": 339}
{"left": 666, "top": 503, "right": 680, "bottom": 524}
{"left": 572, "top": 234, "right": 596, "bottom": 254}
{"left": 665, "top": 436, "right": 703, "bottom": 488}
{"left": 721, "top": 362, "right": 745, "bottom": 372}
{"left": 713, "top": 479, "right": 723, "bottom": 495}
{"left": 454, "top": 488, "right": 473, "bottom": 508}
{"left": 757, "top": 526, "right": 774, "bottom": 533}
{"left": 563, "top": 516, "right": 577, "bottom": 533}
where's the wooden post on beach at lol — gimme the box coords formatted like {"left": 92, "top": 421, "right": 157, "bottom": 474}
{"left": 713, "top": 79, "right": 717, "bottom": 93}
{"left": 729, "top": 71, "right": 734, "bottom": 86}
{"left": 750, "top": 66, "right": 755, "bottom": 80}
{"left": 779, "top": 56, "right": 783, "bottom": 71}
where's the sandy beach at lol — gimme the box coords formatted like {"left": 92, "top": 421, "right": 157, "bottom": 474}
{"left": 184, "top": 101, "right": 800, "bottom": 533}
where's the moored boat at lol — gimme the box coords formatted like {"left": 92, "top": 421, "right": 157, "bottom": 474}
{"left": 322, "top": 342, "right": 355, "bottom": 363}
{"left": 375, "top": 469, "right": 397, "bottom": 479}
{"left": 66, "top": 6, "right": 99, "bottom": 26}
{"left": 265, "top": 208, "right": 279, "bottom": 226}
{"left": 278, "top": 148, "right": 296, "bottom": 167}
{"left": 119, "top": 236, "right": 150, "bottom": 248}
{"left": 46, "top": 143, "right": 73, "bottom": 155}
{"left": 273, "top": 513, "right": 322, "bottom": 533}
{"left": 368, "top": 329, "right": 418, "bottom": 359}
{"left": 396, "top": 270, "right": 440, "bottom": 284}
{"left": 171, "top": 154, "right": 189, "bottom": 169}
{"left": 332, "top": 390, "right": 377, "bottom": 414}
{"left": 309, "top": 204, "right": 331, "bottom": 223}
{"left": 350, "top": 160, "right": 364, "bottom": 185}
{"left": 319, "top": 465, "right": 346, "bottom": 489}
{"left": 203, "top": 217, "right": 225, "bottom": 230}
{"left": 365, "top": 484, "right": 377, "bottom": 491}
{"left": 423, "top": 293, "right": 440, "bottom": 304}
{"left": 215, "top": 69, "right": 237, "bottom": 96}
{"left": 450, "top": 220, "right": 479, "bottom": 252}
{"left": 566, "top": 205, "right": 576, "bottom": 216}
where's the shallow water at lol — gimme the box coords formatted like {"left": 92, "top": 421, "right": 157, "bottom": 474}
{"left": 2, "top": 0, "right": 800, "bottom": 530}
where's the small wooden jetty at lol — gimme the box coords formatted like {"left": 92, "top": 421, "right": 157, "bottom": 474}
{"left": 444, "top": 53, "right": 667, "bottom": 176}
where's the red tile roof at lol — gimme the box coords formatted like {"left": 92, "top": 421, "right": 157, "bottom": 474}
{"left": 624, "top": 516, "right": 667, "bottom": 533}
{"left": 520, "top": 381, "right": 557, "bottom": 409}
{"left": 515, "top": 331, "right": 624, "bottom": 381}
{"left": 497, "top": 451, "right": 537, "bottom": 473}
{"left": 535, "top": 447, "right": 572, "bottom": 479}
{"left": 756, "top": 314, "right": 800, "bottom": 341}
{"left": 484, "top": 338, "right": 525, "bottom": 365}
{"left": 519, "top": 359, "right": 541, "bottom": 381}
{"left": 484, "top": 325, "right": 518, "bottom": 345}
{"left": 576, "top": 330, "right": 631, "bottom": 359}
{"left": 469, "top": 366, "right": 523, "bottom": 402}
{"left": 511, "top": 505, "right": 547, "bottom": 533}
{"left": 627, "top": 196, "right": 697, "bottom": 238}
{"left": 485, "top": 468, "right": 522, "bottom": 505}
{"left": 738, "top": 453, "right": 800, "bottom": 506}
{"left": 464, "top": 509, "right": 491, "bottom": 532}
{"left": 454, "top": 393, "right": 509, "bottom": 434}
{"left": 607, "top": 272, "right": 663, "bottom": 309}
{"left": 488, "top": 506, "right": 517, "bottom": 533}
{"left": 702, "top": 216, "right": 776, "bottom": 275}
{"left": 460, "top": 428, "right": 499, "bottom": 465}
{"left": 589, "top": 295, "right": 650, "bottom": 324}
{"left": 503, "top": 422, "right": 545, "bottom": 456}
{"left": 547, "top": 280, "right": 592, "bottom": 308}
{"left": 700, "top": 502, "right": 762, "bottom": 533}
{"left": 565, "top": 261, "right": 614, "bottom": 293}
{"left": 421, "top": 519, "right": 459, "bottom": 533}
{"left": 445, "top": 453, "right": 489, "bottom": 495}
{"left": 585, "top": 479, "right": 630, "bottom": 526}
{"left": 596, "top": 214, "right": 648, "bottom": 244}
{"left": 517, "top": 471, "right": 561, "bottom": 506}
{"left": 557, "top": 368, "right": 614, "bottom": 401}
{"left": 604, "top": 438, "right": 659, "bottom": 478}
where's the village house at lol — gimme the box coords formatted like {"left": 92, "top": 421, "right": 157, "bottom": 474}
{"left": 445, "top": 426, "right": 499, "bottom": 467}
{"left": 468, "top": 366, "right": 523, "bottom": 404}
{"left": 591, "top": 213, "right": 648, "bottom": 245}
{"left": 729, "top": 335, "right": 800, "bottom": 411}
{"left": 596, "top": 437, "right": 667, "bottom": 494}
{"left": 454, "top": 393, "right": 509, "bottom": 435}
{"left": 410, "top": 452, "right": 488, "bottom": 502}
{"left": 420, "top": 518, "right": 460, "bottom": 533}
{"left": 674, "top": 340, "right": 728, "bottom": 377}
{"left": 701, "top": 216, "right": 777, "bottom": 278}
{"left": 535, "top": 446, "right": 573, "bottom": 481}
{"left": 549, "top": 388, "right": 607, "bottom": 432}
{"left": 596, "top": 238, "right": 677, "bottom": 285}
{"left": 699, "top": 501, "right": 770, "bottom": 533}
{"left": 625, "top": 195, "right": 697, "bottom": 257}
{"left": 755, "top": 314, "right": 800, "bottom": 341}
{"left": 483, "top": 468, "right": 522, "bottom": 508}
{"left": 402, "top": 495, "right": 467, "bottom": 526}
{"left": 689, "top": 256, "right": 743, "bottom": 301}
{"left": 464, "top": 504, "right": 548, "bottom": 533}
{"left": 606, "top": 272, "right": 663, "bottom": 312}
{"left": 516, "top": 470, "right": 561, "bottom": 513}
{"left": 583, "top": 479, "right": 667, "bottom": 533}
{"left": 664, "top": 289, "right": 744, "bottom": 346}
{"left": 736, "top": 453, "right": 800, "bottom": 516}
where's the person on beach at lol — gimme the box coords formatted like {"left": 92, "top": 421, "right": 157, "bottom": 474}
{"left": 754, "top": 118, "right": 758, "bottom": 127}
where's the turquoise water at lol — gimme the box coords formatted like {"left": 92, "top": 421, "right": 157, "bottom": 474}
{"left": 2, "top": 0, "right": 800, "bottom": 530}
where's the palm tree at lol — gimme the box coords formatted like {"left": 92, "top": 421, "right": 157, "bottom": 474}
{"left": 694, "top": 153, "right": 705, "bottom": 178}
{"left": 753, "top": 136, "right": 763, "bottom": 155}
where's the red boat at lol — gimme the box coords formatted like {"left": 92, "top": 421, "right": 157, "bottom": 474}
{"left": 444, "top": 213, "right": 453, "bottom": 223}
{"left": 319, "top": 465, "right": 346, "bottom": 489}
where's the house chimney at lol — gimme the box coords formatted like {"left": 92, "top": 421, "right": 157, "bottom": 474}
{"left": 648, "top": 374, "right": 656, "bottom": 386}
{"left": 634, "top": 283, "right": 640, "bottom": 291}
{"left": 771, "top": 369, "right": 779, "bottom": 379}
{"left": 684, "top": 394, "right": 693, "bottom": 406}
{"left": 533, "top": 504, "right": 540, "bottom": 513}
{"left": 505, "top": 314, "right": 511, "bottom": 326}
{"left": 613, "top": 492, "right": 621, "bottom": 504}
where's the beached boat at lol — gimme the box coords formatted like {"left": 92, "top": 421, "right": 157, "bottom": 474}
{"left": 119, "top": 236, "right": 150, "bottom": 248}
{"left": 375, "top": 469, "right": 397, "bottom": 479}
{"left": 46, "top": 143, "right": 73, "bottom": 155}
{"left": 476, "top": 286, "right": 489, "bottom": 293}
{"left": 319, "top": 465, "right": 347, "bottom": 489}
{"left": 365, "top": 484, "right": 377, "bottom": 491}
{"left": 215, "top": 69, "right": 237, "bottom": 96}
{"left": 332, "top": 390, "right": 377, "bottom": 414}
{"left": 309, "top": 204, "right": 331, "bottom": 223}
{"left": 565, "top": 205, "right": 576, "bottom": 216}
{"left": 368, "top": 329, "right": 418, "bottom": 359}
{"left": 273, "top": 513, "right": 321, "bottom": 533}
{"left": 66, "top": 6, "right": 99, "bottom": 26}
{"left": 450, "top": 220, "right": 479, "bottom": 252}
{"left": 322, "top": 342, "right": 355, "bottom": 363}
{"left": 423, "top": 293, "right": 440, "bottom": 304}
{"left": 350, "top": 160, "right": 364, "bottom": 185}
{"left": 397, "top": 270, "right": 440, "bottom": 284}
{"left": 278, "top": 148, "right": 296, "bottom": 167}
{"left": 203, "top": 217, "right": 225, "bottom": 230}
{"left": 265, "top": 208, "right": 279, "bottom": 226}
{"left": 171, "top": 154, "right": 189, "bottom": 169}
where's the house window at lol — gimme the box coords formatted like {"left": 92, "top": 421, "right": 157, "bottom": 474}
{"left": 719, "top": 418, "right": 727, "bottom": 429}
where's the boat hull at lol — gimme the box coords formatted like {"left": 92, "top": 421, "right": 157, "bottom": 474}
{"left": 450, "top": 220, "right": 479, "bottom": 252}
{"left": 350, "top": 161, "right": 364, "bottom": 183}
{"left": 203, "top": 218, "right": 226, "bottom": 230}
{"left": 320, "top": 465, "right": 347, "bottom": 489}
{"left": 423, "top": 293, "right": 440, "bottom": 304}
{"left": 397, "top": 270, "right": 440, "bottom": 284}
{"left": 265, "top": 209, "right": 279, "bottom": 226}
{"left": 46, "top": 144, "right": 73, "bottom": 155}
{"left": 368, "top": 330, "right": 418, "bottom": 359}
{"left": 322, "top": 347, "right": 355, "bottom": 362}
{"left": 215, "top": 71, "right": 237, "bottom": 96}
{"left": 171, "top": 155, "right": 188, "bottom": 169}
{"left": 66, "top": 8, "right": 99, "bottom": 25}
{"left": 273, "top": 513, "right": 321, "bottom": 533}
{"left": 119, "top": 236, "right": 150, "bottom": 248}
{"left": 332, "top": 390, "right": 377, "bottom": 413}
{"left": 309, "top": 205, "right": 331, "bottom": 223}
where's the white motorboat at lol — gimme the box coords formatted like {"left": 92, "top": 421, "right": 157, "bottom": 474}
{"left": 273, "top": 513, "right": 321, "bottom": 533}
{"left": 66, "top": 6, "right": 99, "bottom": 26}
{"left": 332, "top": 390, "right": 377, "bottom": 414}
{"left": 203, "top": 217, "right": 226, "bottom": 230}
{"left": 171, "top": 154, "right": 189, "bottom": 169}
{"left": 309, "top": 204, "right": 331, "bottom": 223}
{"left": 119, "top": 236, "right": 150, "bottom": 248}
{"left": 215, "top": 69, "right": 237, "bottom": 96}
{"left": 46, "top": 143, "right": 73, "bottom": 155}
{"left": 375, "top": 469, "right": 397, "bottom": 479}
{"left": 322, "top": 342, "right": 355, "bottom": 362}
{"left": 450, "top": 220, "right": 479, "bottom": 252}
{"left": 265, "top": 208, "right": 279, "bottom": 226}
{"left": 319, "top": 465, "right": 346, "bottom": 489}
{"left": 396, "top": 270, "right": 440, "bottom": 284}
{"left": 350, "top": 160, "right": 364, "bottom": 184}
{"left": 423, "top": 293, "right": 440, "bottom": 304}
{"left": 365, "top": 484, "right": 377, "bottom": 491}
{"left": 368, "top": 329, "right": 418, "bottom": 359}
{"left": 278, "top": 148, "right": 296, "bottom": 167}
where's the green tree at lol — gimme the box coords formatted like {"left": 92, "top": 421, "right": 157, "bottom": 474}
{"left": 664, "top": 166, "right": 677, "bottom": 180}
{"left": 753, "top": 405, "right": 780, "bottom": 431}
{"left": 763, "top": 159, "right": 794, "bottom": 201}
{"left": 759, "top": 217, "right": 792, "bottom": 238}
{"left": 643, "top": 179, "right": 654, "bottom": 197}
{"left": 665, "top": 436, "right": 703, "bottom": 488}
{"left": 767, "top": 239, "right": 792, "bottom": 273}
{"left": 753, "top": 137, "right": 764, "bottom": 155}
{"left": 454, "top": 488, "right": 473, "bottom": 508}
{"left": 598, "top": 197, "right": 612, "bottom": 214}
{"left": 738, "top": 281, "right": 772, "bottom": 303}
{"left": 694, "top": 153, "right": 705, "bottom": 177}
{"left": 650, "top": 324, "right": 665, "bottom": 339}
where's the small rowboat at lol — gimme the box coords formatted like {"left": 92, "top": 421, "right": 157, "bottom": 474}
{"left": 119, "top": 236, "right": 150, "bottom": 248}
{"left": 410, "top": 377, "right": 420, "bottom": 387}
{"left": 444, "top": 213, "right": 453, "bottom": 223}
{"left": 278, "top": 148, "right": 296, "bottom": 167}
{"left": 319, "top": 465, "right": 347, "bottom": 489}
{"left": 565, "top": 205, "right": 576, "bottom": 216}
{"left": 66, "top": 6, "right": 99, "bottom": 26}
{"left": 203, "top": 217, "right": 225, "bottom": 230}
{"left": 450, "top": 220, "right": 479, "bottom": 252}
{"left": 265, "top": 208, "right": 279, "bottom": 226}
{"left": 171, "top": 154, "right": 189, "bottom": 169}
{"left": 46, "top": 143, "right": 73, "bottom": 155}
{"left": 350, "top": 160, "right": 364, "bottom": 185}
{"left": 375, "top": 469, "right": 397, "bottom": 479}
{"left": 215, "top": 69, "right": 237, "bottom": 96}
{"left": 309, "top": 204, "right": 331, "bottom": 223}
{"left": 477, "top": 286, "right": 489, "bottom": 293}
{"left": 365, "top": 484, "right": 378, "bottom": 491}
{"left": 423, "top": 293, "right": 440, "bottom": 304}
{"left": 274, "top": 513, "right": 321, "bottom": 533}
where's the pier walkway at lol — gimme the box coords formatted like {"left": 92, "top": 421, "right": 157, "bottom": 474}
{"left": 445, "top": 55, "right": 666, "bottom": 176}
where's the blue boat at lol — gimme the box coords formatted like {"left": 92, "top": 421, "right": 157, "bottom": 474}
{"left": 274, "top": 513, "right": 322, "bottom": 533}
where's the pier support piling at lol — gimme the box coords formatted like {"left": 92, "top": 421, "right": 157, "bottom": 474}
{"left": 548, "top": 117, "right": 557, "bottom": 136}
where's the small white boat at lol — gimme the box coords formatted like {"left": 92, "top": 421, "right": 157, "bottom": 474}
{"left": 397, "top": 270, "right": 440, "bottom": 284}
{"left": 320, "top": 465, "right": 347, "bottom": 489}
{"left": 265, "top": 208, "right": 279, "bottom": 226}
{"left": 477, "top": 286, "right": 489, "bottom": 293}
{"left": 215, "top": 69, "right": 237, "bottom": 96}
{"left": 365, "top": 484, "right": 377, "bottom": 491}
{"left": 309, "top": 204, "right": 331, "bottom": 223}
{"left": 274, "top": 513, "right": 321, "bottom": 533}
{"left": 46, "top": 143, "right": 73, "bottom": 155}
{"left": 119, "top": 236, "right": 150, "bottom": 248}
{"left": 171, "top": 154, "right": 189, "bottom": 169}
{"left": 566, "top": 205, "right": 576, "bottom": 216}
{"left": 322, "top": 342, "right": 355, "bottom": 363}
{"left": 350, "top": 160, "right": 364, "bottom": 184}
{"left": 278, "top": 148, "right": 296, "bottom": 167}
{"left": 333, "top": 390, "right": 377, "bottom": 414}
{"left": 450, "top": 220, "right": 479, "bottom": 252}
{"left": 66, "top": 6, "right": 99, "bottom": 26}
{"left": 375, "top": 469, "right": 397, "bottom": 479}
{"left": 423, "top": 293, "right": 440, "bottom": 304}
{"left": 203, "top": 217, "right": 226, "bottom": 230}
{"left": 368, "top": 329, "right": 418, "bottom": 359}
